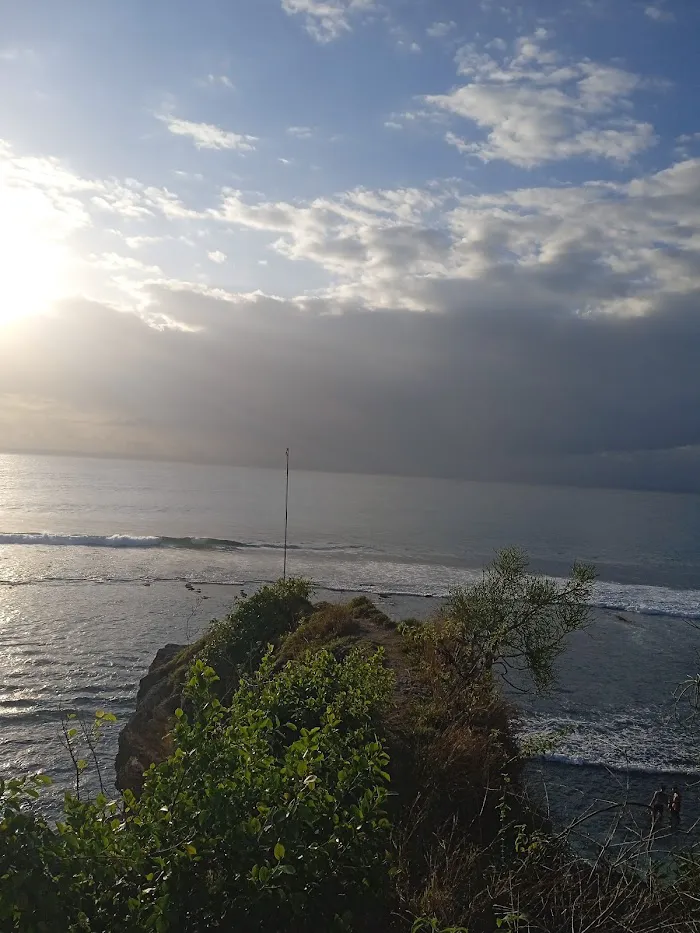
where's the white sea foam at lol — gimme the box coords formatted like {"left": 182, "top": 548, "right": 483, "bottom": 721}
{"left": 0, "top": 533, "right": 164, "bottom": 548}
{"left": 0, "top": 533, "right": 699, "bottom": 619}
{"left": 539, "top": 752, "right": 699, "bottom": 776}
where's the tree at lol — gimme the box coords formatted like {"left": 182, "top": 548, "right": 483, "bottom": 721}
{"left": 438, "top": 547, "right": 595, "bottom": 694}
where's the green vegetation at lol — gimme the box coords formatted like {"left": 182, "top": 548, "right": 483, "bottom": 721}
{"left": 2, "top": 554, "right": 700, "bottom": 931}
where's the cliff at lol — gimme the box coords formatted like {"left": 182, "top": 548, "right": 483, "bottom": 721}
{"left": 115, "top": 643, "right": 187, "bottom": 795}
{"left": 115, "top": 595, "right": 412, "bottom": 795}
{"left": 6, "top": 568, "right": 683, "bottom": 931}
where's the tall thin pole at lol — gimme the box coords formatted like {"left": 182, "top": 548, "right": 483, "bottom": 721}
{"left": 283, "top": 448, "right": 290, "bottom": 581}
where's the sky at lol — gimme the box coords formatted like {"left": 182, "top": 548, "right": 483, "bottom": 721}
{"left": 1, "top": 0, "right": 700, "bottom": 491}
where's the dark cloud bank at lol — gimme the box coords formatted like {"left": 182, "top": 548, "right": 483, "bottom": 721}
{"left": 2, "top": 285, "right": 699, "bottom": 493}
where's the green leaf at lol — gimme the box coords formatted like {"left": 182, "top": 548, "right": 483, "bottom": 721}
{"left": 274, "top": 842, "right": 286, "bottom": 861}
{"left": 185, "top": 844, "right": 197, "bottom": 856}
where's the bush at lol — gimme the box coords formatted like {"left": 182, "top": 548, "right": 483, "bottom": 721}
{"left": 202, "top": 577, "right": 313, "bottom": 687}
{"left": 0, "top": 646, "right": 394, "bottom": 932}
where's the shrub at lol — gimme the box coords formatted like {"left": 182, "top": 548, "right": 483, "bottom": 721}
{"left": 202, "top": 577, "right": 313, "bottom": 686}
{"left": 0, "top": 646, "right": 394, "bottom": 932}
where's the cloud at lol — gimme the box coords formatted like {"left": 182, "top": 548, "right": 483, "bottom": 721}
{"left": 210, "top": 157, "right": 700, "bottom": 324}
{"left": 0, "top": 137, "right": 214, "bottom": 322}
{"left": 287, "top": 125, "right": 313, "bottom": 139}
{"left": 0, "top": 141, "right": 93, "bottom": 237}
{"left": 427, "top": 21, "right": 456, "bottom": 38}
{"left": 158, "top": 114, "right": 257, "bottom": 151}
{"left": 4, "top": 136, "right": 700, "bottom": 489}
{"left": 645, "top": 4, "right": 675, "bottom": 22}
{"left": 423, "top": 31, "right": 657, "bottom": 167}
{"left": 203, "top": 74, "right": 235, "bottom": 89}
{"left": 0, "top": 48, "right": 35, "bottom": 62}
{"left": 0, "top": 139, "right": 203, "bottom": 248}
{"left": 119, "top": 235, "right": 168, "bottom": 250}
{"left": 281, "top": 0, "right": 376, "bottom": 42}
{"left": 2, "top": 278, "right": 700, "bottom": 490}
{"left": 91, "top": 253, "right": 163, "bottom": 275}
{"left": 208, "top": 250, "right": 227, "bottom": 263}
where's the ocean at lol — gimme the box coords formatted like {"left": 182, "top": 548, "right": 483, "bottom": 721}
{"left": 1, "top": 452, "right": 699, "bottom": 854}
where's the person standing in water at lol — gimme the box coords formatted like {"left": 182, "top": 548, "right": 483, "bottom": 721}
{"left": 669, "top": 787, "right": 682, "bottom": 824}
{"left": 650, "top": 785, "right": 668, "bottom": 824}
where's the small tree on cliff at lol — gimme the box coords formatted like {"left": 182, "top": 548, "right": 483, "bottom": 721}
{"left": 421, "top": 547, "right": 595, "bottom": 695}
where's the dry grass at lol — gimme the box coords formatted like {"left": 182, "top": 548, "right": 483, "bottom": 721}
{"left": 389, "top": 612, "right": 700, "bottom": 933}
{"left": 276, "top": 603, "right": 364, "bottom": 663}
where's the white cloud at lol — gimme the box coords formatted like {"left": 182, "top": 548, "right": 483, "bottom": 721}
{"left": 0, "top": 137, "right": 219, "bottom": 322}
{"left": 423, "top": 32, "right": 657, "bottom": 167}
{"left": 396, "top": 38, "right": 422, "bottom": 53}
{"left": 281, "top": 0, "right": 376, "bottom": 42}
{"left": 208, "top": 250, "right": 227, "bottom": 263}
{"left": 91, "top": 253, "right": 164, "bottom": 276}
{"left": 427, "top": 21, "right": 456, "bottom": 38}
{"left": 204, "top": 74, "right": 235, "bottom": 89}
{"left": 0, "top": 141, "right": 93, "bottom": 236}
{"left": 120, "top": 234, "right": 167, "bottom": 250}
{"left": 645, "top": 4, "right": 675, "bottom": 22}
{"left": 0, "top": 48, "right": 35, "bottom": 62}
{"left": 0, "top": 139, "right": 205, "bottom": 230}
{"left": 207, "top": 157, "right": 700, "bottom": 320}
{"left": 287, "top": 125, "right": 313, "bottom": 139}
{"left": 158, "top": 114, "right": 257, "bottom": 151}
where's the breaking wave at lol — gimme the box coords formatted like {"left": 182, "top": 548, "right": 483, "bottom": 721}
{"left": 0, "top": 533, "right": 359, "bottom": 553}
{"left": 539, "top": 753, "right": 700, "bottom": 778}
{"left": 0, "top": 534, "right": 699, "bottom": 620}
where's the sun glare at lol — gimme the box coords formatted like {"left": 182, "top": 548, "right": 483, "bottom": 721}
{"left": 0, "top": 187, "right": 73, "bottom": 325}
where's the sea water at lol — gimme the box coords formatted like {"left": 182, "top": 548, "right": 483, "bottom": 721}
{"left": 1, "top": 452, "right": 699, "bottom": 846}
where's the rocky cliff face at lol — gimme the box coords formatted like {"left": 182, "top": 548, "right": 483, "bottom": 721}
{"left": 115, "top": 644, "right": 186, "bottom": 796}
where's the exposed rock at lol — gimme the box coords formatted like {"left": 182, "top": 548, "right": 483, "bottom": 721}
{"left": 115, "top": 644, "right": 186, "bottom": 796}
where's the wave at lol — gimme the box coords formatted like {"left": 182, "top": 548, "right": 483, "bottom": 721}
{"left": 538, "top": 752, "right": 700, "bottom": 778}
{"left": 590, "top": 581, "right": 700, "bottom": 620}
{"left": 0, "top": 533, "right": 362, "bottom": 553}
{"left": 0, "top": 534, "right": 699, "bottom": 620}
